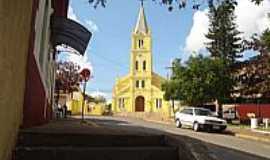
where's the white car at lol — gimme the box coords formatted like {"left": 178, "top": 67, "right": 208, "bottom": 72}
{"left": 175, "top": 107, "right": 227, "bottom": 132}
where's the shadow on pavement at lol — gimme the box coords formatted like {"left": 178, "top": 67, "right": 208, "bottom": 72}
{"left": 17, "top": 117, "right": 270, "bottom": 160}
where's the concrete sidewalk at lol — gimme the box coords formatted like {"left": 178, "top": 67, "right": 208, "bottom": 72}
{"left": 17, "top": 117, "right": 217, "bottom": 160}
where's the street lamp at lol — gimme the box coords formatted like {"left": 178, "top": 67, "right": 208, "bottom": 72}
{"left": 80, "top": 68, "right": 91, "bottom": 123}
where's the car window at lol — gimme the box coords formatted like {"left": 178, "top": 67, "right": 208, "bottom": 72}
{"left": 181, "top": 109, "right": 193, "bottom": 115}
{"left": 194, "top": 109, "right": 211, "bottom": 116}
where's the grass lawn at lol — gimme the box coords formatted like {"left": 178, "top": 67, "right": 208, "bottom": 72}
{"left": 257, "top": 127, "right": 270, "bottom": 132}
{"left": 228, "top": 124, "right": 250, "bottom": 129}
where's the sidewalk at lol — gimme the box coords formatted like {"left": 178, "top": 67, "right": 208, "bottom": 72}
{"left": 228, "top": 126, "right": 270, "bottom": 143}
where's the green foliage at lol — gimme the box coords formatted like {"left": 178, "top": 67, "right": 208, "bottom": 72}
{"left": 88, "top": 0, "right": 264, "bottom": 10}
{"left": 260, "top": 29, "right": 270, "bottom": 52}
{"left": 237, "top": 29, "right": 270, "bottom": 98}
{"left": 244, "top": 29, "right": 270, "bottom": 54}
{"left": 162, "top": 56, "right": 233, "bottom": 106}
{"left": 206, "top": 0, "right": 242, "bottom": 63}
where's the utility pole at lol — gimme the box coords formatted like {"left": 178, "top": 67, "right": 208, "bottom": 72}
{"left": 165, "top": 62, "right": 175, "bottom": 118}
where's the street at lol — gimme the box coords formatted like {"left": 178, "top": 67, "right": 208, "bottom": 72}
{"left": 80, "top": 116, "right": 270, "bottom": 160}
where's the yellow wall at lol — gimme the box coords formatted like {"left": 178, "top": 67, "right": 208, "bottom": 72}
{"left": 85, "top": 103, "right": 105, "bottom": 116}
{"left": 68, "top": 92, "right": 105, "bottom": 116}
{"left": 0, "top": 1, "right": 33, "bottom": 160}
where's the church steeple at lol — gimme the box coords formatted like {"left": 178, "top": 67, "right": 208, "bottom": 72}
{"left": 130, "top": 3, "right": 152, "bottom": 75}
{"left": 134, "top": 3, "right": 149, "bottom": 34}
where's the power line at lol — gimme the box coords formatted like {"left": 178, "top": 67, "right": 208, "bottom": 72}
{"left": 90, "top": 52, "right": 129, "bottom": 72}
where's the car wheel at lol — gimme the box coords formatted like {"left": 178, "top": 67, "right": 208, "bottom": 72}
{"left": 193, "top": 122, "right": 200, "bottom": 132}
{"left": 218, "top": 128, "right": 226, "bottom": 133}
{"left": 176, "top": 119, "right": 182, "bottom": 128}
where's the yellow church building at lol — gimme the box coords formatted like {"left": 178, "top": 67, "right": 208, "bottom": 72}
{"left": 112, "top": 4, "right": 171, "bottom": 117}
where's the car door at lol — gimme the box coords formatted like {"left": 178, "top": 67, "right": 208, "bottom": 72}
{"left": 184, "top": 108, "right": 194, "bottom": 126}
{"left": 180, "top": 108, "right": 193, "bottom": 126}
{"left": 178, "top": 109, "right": 188, "bottom": 125}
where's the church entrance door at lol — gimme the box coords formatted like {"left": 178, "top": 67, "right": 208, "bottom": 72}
{"left": 135, "top": 96, "right": 145, "bottom": 112}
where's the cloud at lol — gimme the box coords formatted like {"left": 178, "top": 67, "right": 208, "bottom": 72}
{"left": 85, "top": 20, "right": 99, "bottom": 32}
{"left": 184, "top": 9, "right": 209, "bottom": 54}
{"left": 58, "top": 46, "right": 93, "bottom": 72}
{"left": 66, "top": 52, "right": 93, "bottom": 72}
{"left": 235, "top": 0, "right": 270, "bottom": 38}
{"left": 184, "top": 0, "right": 270, "bottom": 54}
{"left": 88, "top": 90, "right": 107, "bottom": 98}
{"left": 68, "top": 6, "right": 99, "bottom": 33}
{"left": 68, "top": 6, "right": 80, "bottom": 23}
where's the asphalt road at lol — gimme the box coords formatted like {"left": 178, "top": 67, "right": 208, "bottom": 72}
{"left": 83, "top": 116, "right": 270, "bottom": 160}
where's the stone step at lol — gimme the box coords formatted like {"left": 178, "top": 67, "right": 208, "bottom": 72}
{"left": 17, "top": 132, "right": 166, "bottom": 147}
{"left": 15, "top": 146, "right": 178, "bottom": 160}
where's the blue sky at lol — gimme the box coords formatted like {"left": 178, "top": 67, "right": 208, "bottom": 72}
{"left": 64, "top": 0, "right": 270, "bottom": 100}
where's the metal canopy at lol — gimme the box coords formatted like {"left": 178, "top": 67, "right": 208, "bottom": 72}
{"left": 51, "top": 16, "right": 92, "bottom": 55}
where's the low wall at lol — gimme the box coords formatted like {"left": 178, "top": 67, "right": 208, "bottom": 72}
{"left": 236, "top": 104, "right": 270, "bottom": 120}
{"left": 115, "top": 112, "right": 173, "bottom": 123}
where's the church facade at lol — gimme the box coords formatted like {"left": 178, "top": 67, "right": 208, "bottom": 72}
{"left": 112, "top": 4, "right": 171, "bottom": 117}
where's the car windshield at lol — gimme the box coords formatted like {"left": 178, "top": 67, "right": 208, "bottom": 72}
{"left": 194, "top": 109, "right": 212, "bottom": 116}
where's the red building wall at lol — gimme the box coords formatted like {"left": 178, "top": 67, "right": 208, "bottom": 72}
{"left": 22, "top": 0, "right": 48, "bottom": 128}
{"left": 22, "top": 0, "right": 69, "bottom": 128}
{"left": 236, "top": 104, "right": 270, "bottom": 121}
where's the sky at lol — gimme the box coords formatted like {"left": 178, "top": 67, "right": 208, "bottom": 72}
{"left": 61, "top": 0, "right": 270, "bottom": 101}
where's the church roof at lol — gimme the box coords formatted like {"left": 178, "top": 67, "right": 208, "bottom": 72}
{"left": 134, "top": 4, "right": 149, "bottom": 34}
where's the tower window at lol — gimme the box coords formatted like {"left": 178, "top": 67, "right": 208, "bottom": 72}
{"left": 141, "top": 80, "right": 145, "bottom": 88}
{"left": 135, "top": 61, "right": 138, "bottom": 70}
{"left": 143, "top": 61, "right": 146, "bottom": 71}
{"left": 138, "top": 39, "right": 144, "bottom": 48}
{"left": 136, "top": 80, "right": 140, "bottom": 88}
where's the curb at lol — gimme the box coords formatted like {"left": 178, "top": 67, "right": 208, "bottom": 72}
{"left": 143, "top": 118, "right": 174, "bottom": 125}
{"left": 234, "top": 133, "right": 270, "bottom": 143}
{"left": 252, "top": 129, "right": 270, "bottom": 135}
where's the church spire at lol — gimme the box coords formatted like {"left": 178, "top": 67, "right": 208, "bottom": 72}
{"left": 134, "top": 2, "right": 149, "bottom": 34}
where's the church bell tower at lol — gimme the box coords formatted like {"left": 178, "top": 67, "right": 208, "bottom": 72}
{"left": 130, "top": 3, "right": 152, "bottom": 77}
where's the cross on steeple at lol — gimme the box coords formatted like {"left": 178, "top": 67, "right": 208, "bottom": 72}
{"left": 139, "top": 0, "right": 146, "bottom": 6}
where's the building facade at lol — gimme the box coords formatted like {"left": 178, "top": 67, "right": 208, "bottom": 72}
{"left": 112, "top": 5, "right": 171, "bottom": 117}
{"left": 0, "top": 0, "right": 90, "bottom": 159}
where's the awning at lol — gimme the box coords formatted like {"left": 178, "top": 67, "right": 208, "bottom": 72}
{"left": 51, "top": 16, "right": 92, "bottom": 55}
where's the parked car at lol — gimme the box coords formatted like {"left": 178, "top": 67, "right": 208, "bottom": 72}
{"left": 175, "top": 107, "right": 227, "bottom": 132}
{"left": 223, "top": 108, "right": 237, "bottom": 122}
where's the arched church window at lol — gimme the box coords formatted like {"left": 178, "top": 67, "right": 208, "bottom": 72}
{"left": 136, "top": 80, "right": 140, "bottom": 88}
{"left": 141, "top": 80, "right": 145, "bottom": 88}
{"left": 143, "top": 61, "right": 146, "bottom": 71}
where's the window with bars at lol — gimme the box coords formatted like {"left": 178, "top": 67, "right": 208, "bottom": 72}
{"left": 143, "top": 61, "right": 146, "bottom": 71}
{"left": 155, "top": 99, "right": 162, "bottom": 109}
{"left": 135, "top": 61, "right": 138, "bottom": 70}
{"left": 141, "top": 80, "right": 145, "bottom": 88}
{"left": 138, "top": 39, "right": 144, "bottom": 48}
{"left": 118, "top": 98, "right": 125, "bottom": 108}
{"left": 136, "top": 80, "right": 140, "bottom": 88}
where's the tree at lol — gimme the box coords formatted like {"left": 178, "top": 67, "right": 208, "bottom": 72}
{"left": 235, "top": 29, "right": 270, "bottom": 99}
{"left": 162, "top": 56, "right": 233, "bottom": 114}
{"left": 162, "top": 59, "right": 185, "bottom": 114}
{"left": 88, "top": 0, "right": 264, "bottom": 11}
{"left": 55, "top": 61, "right": 81, "bottom": 103}
{"left": 206, "top": 0, "right": 242, "bottom": 64}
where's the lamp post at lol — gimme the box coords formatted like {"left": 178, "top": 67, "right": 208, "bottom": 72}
{"left": 80, "top": 68, "right": 91, "bottom": 123}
